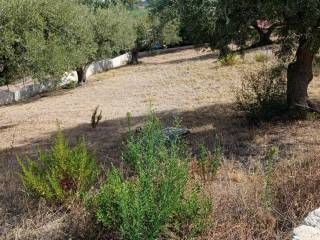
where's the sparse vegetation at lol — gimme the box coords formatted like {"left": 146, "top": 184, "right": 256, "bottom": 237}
{"left": 18, "top": 128, "right": 100, "bottom": 204}
{"left": 255, "top": 53, "right": 269, "bottom": 63}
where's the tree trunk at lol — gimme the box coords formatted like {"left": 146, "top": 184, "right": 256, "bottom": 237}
{"left": 130, "top": 48, "right": 139, "bottom": 65}
{"left": 77, "top": 66, "right": 87, "bottom": 85}
{"left": 287, "top": 39, "right": 314, "bottom": 111}
{"left": 257, "top": 31, "right": 273, "bottom": 46}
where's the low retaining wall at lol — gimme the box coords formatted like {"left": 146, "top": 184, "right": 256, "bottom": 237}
{"left": 137, "top": 45, "right": 204, "bottom": 58}
{"left": 0, "top": 53, "right": 132, "bottom": 106}
{"left": 0, "top": 45, "right": 199, "bottom": 106}
{"left": 86, "top": 53, "right": 132, "bottom": 79}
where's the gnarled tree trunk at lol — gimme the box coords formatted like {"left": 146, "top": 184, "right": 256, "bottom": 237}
{"left": 287, "top": 39, "right": 314, "bottom": 111}
{"left": 130, "top": 48, "right": 139, "bottom": 65}
{"left": 77, "top": 66, "right": 87, "bottom": 85}
{"left": 252, "top": 24, "right": 273, "bottom": 48}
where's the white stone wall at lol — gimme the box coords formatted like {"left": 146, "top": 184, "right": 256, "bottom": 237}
{"left": 293, "top": 208, "right": 320, "bottom": 240}
{"left": 85, "top": 53, "right": 132, "bottom": 79}
{"left": 0, "top": 46, "right": 198, "bottom": 106}
{"left": 0, "top": 53, "right": 131, "bottom": 106}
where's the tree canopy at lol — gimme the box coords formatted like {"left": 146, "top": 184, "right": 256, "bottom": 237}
{"left": 151, "top": 0, "right": 320, "bottom": 112}
{"left": 0, "top": 0, "right": 96, "bottom": 85}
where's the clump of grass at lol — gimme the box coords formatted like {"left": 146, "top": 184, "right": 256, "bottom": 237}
{"left": 18, "top": 128, "right": 100, "bottom": 204}
{"left": 236, "top": 64, "right": 287, "bottom": 122}
{"left": 255, "top": 53, "right": 269, "bottom": 63}
{"left": 219, "top": 53, "right": 238, "bottom": 66}
{"left": 262, "top": 146, "right": 278, "bottom": 210}
{"left": 92, "top": 113, "right": 212, "bottom": 240}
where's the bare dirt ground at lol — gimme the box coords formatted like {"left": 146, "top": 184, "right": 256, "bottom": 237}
{"left": 1, "top": 47, "right": 320, "bottom": 239}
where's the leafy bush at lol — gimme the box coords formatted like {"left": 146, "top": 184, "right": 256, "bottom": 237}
{"left": 18, "top": 129, "right": 100, "bottom": 203}
{"left": 92, "top": 114, "right": 212, "bottom": 240}
{"left": 255, "top": 53, "right": 269, "bottom": 63}
{"left": 236, "top": 64, "right": 287, "bottom": 122}
{"left": 219, "top": 53, "right": 238, "bottom": 66}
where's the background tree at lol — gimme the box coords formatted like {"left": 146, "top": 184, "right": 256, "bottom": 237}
{"left": 0, "top": 0, "right": 96, "bottom": 86}
{"left": 78, "top": 0, "right": 139, "bottom": 8}
{"left": 130, "top": 5, "right": 181, "bottom": 64}
{"left": 157, "top": 0, "right": 320, "bottom": 112}
{"left": 76, "top": 4, "right": 136, "bottom": 83}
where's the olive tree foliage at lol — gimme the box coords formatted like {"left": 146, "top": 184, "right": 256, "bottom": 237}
{"left": 78, "top": 0, "right": 138, "bottom": 8}
{"left": 130, "top": 5, "right": 182, "bottom": 64}
{"left": 154, "top": 0, "right": 320, "bottom": 112}
{"left": 215, "top": 0, "right": 320, "bottom": 111}
{"left": 76, "top": 4, "right": 136, "bottom": 83}
{"left": 0, "top": 0, "right": 96, "bottom": 86}
{"left": 150, "top": 0, "right": 279, "bottom": 48}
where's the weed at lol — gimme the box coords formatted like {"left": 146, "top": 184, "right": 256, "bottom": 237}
{"left": 198, "top": 141, "right": 222, "bottom": 181}
{"left": 91, "top": 106, "right": 102, "bottom": 128}
{"left": 262, "top": 146, "right": 278, "bottom": 210}
{"left": 18, "top": 128, "right": 100, "bottom": 204}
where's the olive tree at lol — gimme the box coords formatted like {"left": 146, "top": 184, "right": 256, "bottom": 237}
{"left": 163, "top": 0, "right": 320, "bottom": 112}
{"left": 76, "top": 4, "right": 136, "bottom": 83}
{"left": 0, "top": 0, "right": 96, "bottom": 85}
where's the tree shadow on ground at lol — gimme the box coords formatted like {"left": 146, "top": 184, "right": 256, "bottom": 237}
{"left": 2, "top": 101, "right": 320, "bottom": 237}
{"left": 141, "top": 52, "right": 219, "bottom": 66}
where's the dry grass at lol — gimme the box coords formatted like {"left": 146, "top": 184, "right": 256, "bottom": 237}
{"left": 1, "top": 46, "right": 320, "bottom": 239}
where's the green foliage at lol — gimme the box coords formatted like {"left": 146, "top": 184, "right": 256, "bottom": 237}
{"left": 92, "top": 114, "right": 212, "bottom": 240}
{"left": 18, "top": 129, "right": 100, "bottom": 203}
{"left": 255, "top": 53, "right": 269, "bottom": 63}
{"left": 134, "top": 14, "right": 181, "bottom": 51}
{"left": 219, "top": 53, "right": 238, "bottom": 66}
{"left": 79, "top": 0, "right": 139, "bottom": 9}
{"left": 236, "top": 64, "right": 287, "bottom": 122}
{"left": 0, "top": 0, "right": 96, "bottom": 85}
{"left": 93, "top": 4, "right": 136, "bottom": 60}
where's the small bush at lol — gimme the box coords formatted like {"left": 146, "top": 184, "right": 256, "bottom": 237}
{"left": 18, "top": 129, "right": 100, "bottom": 204}
{"left": 236, "top": 64, "right": 287, "bottom": 122}
{"left": 219, "top": 53, "right": 238, "bottom": 66}
{"left": 92, "top": 114, "right": 212, "bottom": 240}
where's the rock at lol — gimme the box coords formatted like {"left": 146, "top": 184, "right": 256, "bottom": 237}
{"left": 161, "top": 127, "right": 190, "bottom": 141}
{"left": 293, "top": 208, "right": 320, "bottom": 240}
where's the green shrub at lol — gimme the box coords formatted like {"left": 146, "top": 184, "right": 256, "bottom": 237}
{"left": 219, "top": 53, "right": 238, "bottom": 66}
{"left": 236, "top": 64, "right": 287, "bottom": 122}
{"left": 93, "top": 114, "right": 212, "bottom": 240}
{"left": 255, "top": 53, "right": 269, "bottom": 63}
{"left": 18, "top": 129, "right": 100, "bottom": 203}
